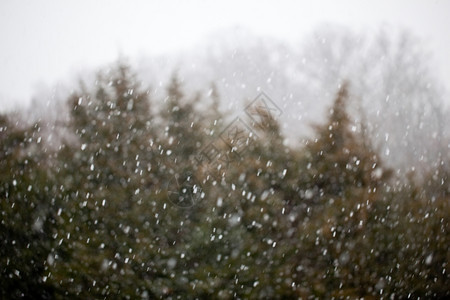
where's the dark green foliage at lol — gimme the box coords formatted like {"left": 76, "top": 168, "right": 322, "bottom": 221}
{"left": 0, "top": 115, "right": 56, "bottom": 299}
{"left": 1, "top": 64, "right": 448, "bottom": 299}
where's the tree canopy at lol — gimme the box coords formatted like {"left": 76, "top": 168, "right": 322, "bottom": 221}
{"left": 1, "top": 62, "right": 448, "bottom": 299}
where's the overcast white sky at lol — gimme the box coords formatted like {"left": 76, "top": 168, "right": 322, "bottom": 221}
{"left": 1, "top": 0, "right": 450, "bottom": 110}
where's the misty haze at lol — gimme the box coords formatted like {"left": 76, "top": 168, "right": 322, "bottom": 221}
{"left": 1, "top": 1, "right": 449, "bottom": 299}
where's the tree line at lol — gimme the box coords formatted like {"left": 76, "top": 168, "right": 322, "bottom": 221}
{"left": 1, "top": 62, "right": 449, "bottom": 299}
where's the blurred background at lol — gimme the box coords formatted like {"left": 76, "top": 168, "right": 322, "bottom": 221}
{"left": 1, "top": 0, "right": 450, "bottom": 173}
{"left": 0, "top": 0, "right": 449, "bottom": 298}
